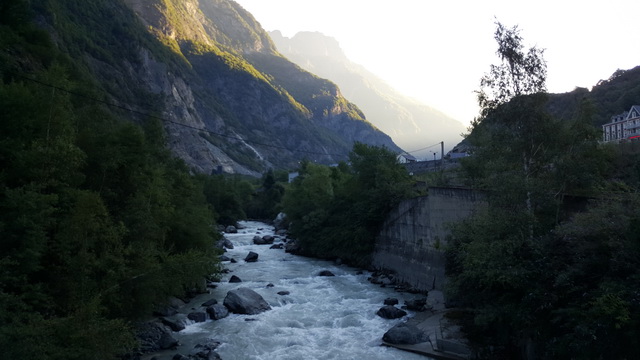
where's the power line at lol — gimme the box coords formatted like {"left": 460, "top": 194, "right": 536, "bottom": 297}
{"left": 403, "top": 142, "right": 442, "bottom": 155}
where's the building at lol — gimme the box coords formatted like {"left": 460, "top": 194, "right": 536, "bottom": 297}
{"left": 603, "top": 105, "right": 640, "bottom": 142}
{"left": 397, "top": 152, "right": 417, "bottom": 164}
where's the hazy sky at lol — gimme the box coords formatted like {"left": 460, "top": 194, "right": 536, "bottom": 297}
{"left": 234, "top": 0, "right": 640, "bottom": 125}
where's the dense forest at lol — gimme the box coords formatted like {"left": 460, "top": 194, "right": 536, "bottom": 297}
{"left": 445, "top": 23, "right": 640, "bottom": 359}
{"left": 282, "top": 144, "right": 413, "bottom": 266}
{"left": 0, "top": 2, "right": 284, "bottom": 358}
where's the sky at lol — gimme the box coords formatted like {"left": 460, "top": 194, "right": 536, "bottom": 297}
{"left": 233, "top": 0, "right": 640, "bottom": 126}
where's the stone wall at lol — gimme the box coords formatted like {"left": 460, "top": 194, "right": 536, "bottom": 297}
{"left": 372, "top": 187, "right": 485, "bottom": 291}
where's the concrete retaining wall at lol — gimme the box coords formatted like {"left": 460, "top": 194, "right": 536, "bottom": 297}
{"left": 372, "top": 187, "right": 485, "bottom": 291}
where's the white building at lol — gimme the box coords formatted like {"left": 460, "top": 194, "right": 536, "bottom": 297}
{"left": 603, "top": 105, "right": 640, "bottom": 142}
{"left": 397, "top": 153, "right": 417, "bottom": 164}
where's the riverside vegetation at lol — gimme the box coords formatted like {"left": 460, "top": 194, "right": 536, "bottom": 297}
{"left": 0, "top": 3, "right": 280, "bottom": 358}
{"left": 3, "top": 2, "right": 640, "bottom": 359}
{"left": 445, "top": 22, "right": 640, "bottom": 359}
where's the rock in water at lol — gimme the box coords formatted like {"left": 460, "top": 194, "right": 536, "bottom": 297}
{"left": 376, "top": 305, "right": 407, "bottom": 319}
{"left": 222, "top": 237, "right": 234, "bottom": 249}
{"left": 318, "top": 270, "right": 335, "bottom": 277}
{"left": 244, "top": 251, "right": 259, "bottom": 262}
{"left": 187, "top": 312, "right": 207, "bottom": 323}
{"left": 206, "top": 304, "right": 229, "bottom": 320}
{"left": 382, "top": 323, "right": 429, "bottom": 345}
{"left": 405, "top": 298, "right": 429, "bottom": 311}
{"left": 384, "top": 297, "right": 399, "bottom": 306}
{"left": 223, "top": 287, "right": 271, "bottom": 315}
{"left": 161, "top": 314, "right": 188, "bottom": 332}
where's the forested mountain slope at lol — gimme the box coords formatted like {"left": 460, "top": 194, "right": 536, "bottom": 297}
{"left": 9, "top": 0, "right": 400, "bottom": 176}
{"left": 548, "top": 66, "right": 640, "bottom": 125}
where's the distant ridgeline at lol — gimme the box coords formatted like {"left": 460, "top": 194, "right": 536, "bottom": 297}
{"left": 547, "top": 66, "right": 640, "bottom": 127}
{"left": 10, "top": 0, "right": 401, "bottom": 176}
{"left": 270, "top": 30, "right": 467, "bottom": 159}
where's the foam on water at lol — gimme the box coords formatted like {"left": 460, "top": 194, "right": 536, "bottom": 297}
{"left": 169, "top": 221, "right": 430, "bottom": 360}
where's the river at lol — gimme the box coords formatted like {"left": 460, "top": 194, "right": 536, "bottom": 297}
{"left": 153, "top": 220, "right": 431, "bottom": 360}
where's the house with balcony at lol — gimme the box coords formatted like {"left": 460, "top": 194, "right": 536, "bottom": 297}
{"left": 603, "top": 105, "right": 640, "bottom": 142}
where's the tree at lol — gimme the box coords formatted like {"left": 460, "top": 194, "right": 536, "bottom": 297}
{"left": 283, "top": 144, "right": 412, "bottom": 265}
{"left": 464, "top": 21, "right": 557, "bottom": 235}
{"left": 476, "top": 21, "right": 547, "bottom": 116}
{"left": 246, "top": 169, "right": 285, "bottom": 220}
{"left": 447, "top": 20, "right": 634, "bottom": 359}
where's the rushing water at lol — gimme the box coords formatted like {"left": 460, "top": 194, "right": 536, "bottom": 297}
{"left": 158, "top": 221, "right": 430, "bottom": 360}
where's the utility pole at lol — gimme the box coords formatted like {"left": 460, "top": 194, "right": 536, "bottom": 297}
{"left": 440, "top": 141, "right": 444, "bottom": 169}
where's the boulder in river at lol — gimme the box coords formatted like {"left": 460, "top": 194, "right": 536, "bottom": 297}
{"left": 404, "top": 298, "right": 429, "bottom": 311}
{"left": 384, "top": 297, "right": 399, "bottom": 306}
{"left": 224, "top": 225, "right": 237, "bottom": 233}
{"left": 318, "top": 270, "right": 335, "bottom": 277}
{"left": 382, "top": 322, "right": 429, "bottom": 345}
{"left": 191, "top": 340, "right": 223, "bottom": 359}
{"left": 284, "top": 239, "right": 301, "bottom": 254}
{"left": 253, "top": 235, "right": 274, "bottom": 245}
{"left": 229, "top": 275, "right": 242, "bottom": 283}
{"left": 223, "top": 287, "right": 271, "bottom": 315}
{"left": 222, "top": 237, "right": 234, "bottom": 249}
{"left": 206, "top": 304, "right": 230, "bottom": 320}
{"left": 161, "top": 314, "right": 188, "bottom": 332}
{"left": 273, "top": 212, "right": 288, "bottom": 231}
{"left": 187, "top": 312, "right": 207, "bottom": 323}
{"left": 244, "top": 251, "right": 259, "bottom": 262}
{"left": 376, "top": 305, "right": 407, "bottom": 319}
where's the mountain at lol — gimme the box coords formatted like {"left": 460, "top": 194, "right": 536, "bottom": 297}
{"left": 270, "top": 30, "right": 467, "bottom": 159}
{"left": 547, "top": 66, "right": 640, "bottom": 126}
{"left": 449, "top": 65, "right": 640, "bottom": 156}
{"left": 7, "top": 0, "right": 400, "bottom": 176}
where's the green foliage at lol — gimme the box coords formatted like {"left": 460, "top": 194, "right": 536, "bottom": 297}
{"left": 0, "top": 13, "right": 230, "bottom": 358}
{"left": 547, "top": 66, "right": 640, "bottom": 126}
{"left": 201, "top": 174, "right": 252, "bottom": 226}
{"left": 448, "top": 21, "right": 640, "bottom": 358}
{"left": 283, "top": 144, "right": 413, "bottom": 265}
{"left": 246, "top": 169, "right": 286, "bottom": 220}
{"left": 477, "top": 21, "right": 547, "bottom": 115}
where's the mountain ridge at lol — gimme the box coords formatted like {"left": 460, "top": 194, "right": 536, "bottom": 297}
{"left": 270, "top": 30, "right": 467, "bottom": 159}
{"left": 21, "top": 0, "right": 400, "bottom": 175}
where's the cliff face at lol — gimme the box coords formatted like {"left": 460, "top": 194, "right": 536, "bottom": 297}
{"left": 33, "top": 0, "right": 400, "bottom": 175}
{"left": 270, "top": 31, "right": 467, "bottom": 158}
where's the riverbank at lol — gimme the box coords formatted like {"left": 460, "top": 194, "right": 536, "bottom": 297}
{"left": 381, "top": 290, "right": 471, "bottom": 360}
